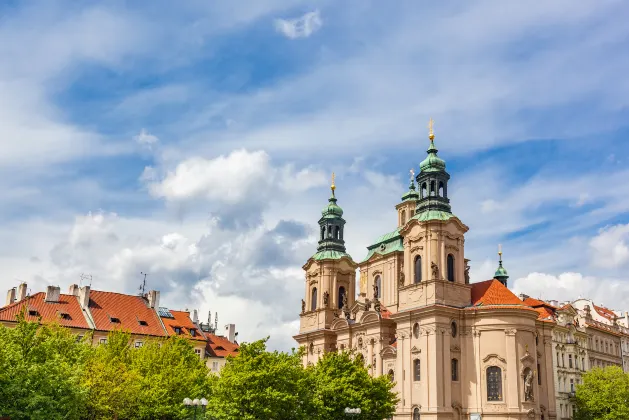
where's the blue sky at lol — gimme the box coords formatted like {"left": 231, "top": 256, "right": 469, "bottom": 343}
{"left": 1, "top": 1, "right": 629, "bottom": 350}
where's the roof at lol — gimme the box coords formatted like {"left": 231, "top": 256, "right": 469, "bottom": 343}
{"left": 312, "top": 250, "right": 354, "bottom": 261}
{"left": 533, "top": 307, "right": 556, "bottom": 322}
{"left": 0, "top": 292, "right": 90, "bottom": 329}
{"left": 411, "top": 209, "right": 453, "bottom": 222}
{"left": 362, "top": 229, "right": 404, "bottom": 262}
{"left": 206, "top": 334, "right": 240, "bottom": 358}
{"left": 522, "top": 297, "right": 547, "bottom": 307}
{"left": 88, "top": 291, "right": 167, "bottom": 337}
{"left": 593, "top": 304, "right": 617, "bottom": 321}
{"left": 470, "top": 280, "right": 524, "bottom": 307}
{"left": 160, "top": 310, "right": 206, "bottom": 342}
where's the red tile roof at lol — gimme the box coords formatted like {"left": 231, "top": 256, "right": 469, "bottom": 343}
{"left": 88, "top": 291, "right": 167, "bottom": 337}
{"left": 205, "top": 334, "right": 239, "bottom": 358}
{"left": 522, "top": 297, "right": 549, "bottom": 307}
{"left": 533, "top": 307, "right": 556, "bottom": 322}
{"left": 470, "top": 280, "right": 524, "bottom": 307}
{"left": 0, "top": 292, "right": 90, "bottom": 329}
{"left": 593, "top": 304, "right": 617, "bottom": 321}
{"left": 161, "top": 310, "right": 206, "bottom": 342}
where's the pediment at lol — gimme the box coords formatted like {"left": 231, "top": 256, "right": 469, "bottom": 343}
{"left": 411, "top": 345, "right": 421, "bottom": 354}
{"left": 482, "top": 353, "right": 507, "bottom": 364}
{"left": 380, "top": 345, "right": 397, "bottom": 357}
{"left": 520, "top": 351, "right": 535, "bottom": 365}
{"left": 360, "top": 311, "right": 380, "bottom": 324}
{"left": 331, "top": 318, "right": 350, "bottom": 331}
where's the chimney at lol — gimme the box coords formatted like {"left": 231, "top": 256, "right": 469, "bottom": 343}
{"left": 16, "top": 283, "right": 27, "bottom": 301}
{"left": 147, "top": 290, "right": 160, "bottom": 309}
{"left": 78, "top": 286, "right": 91, "bottom": 309}
{"left": 519, "top": 293, "right": 529, "bottom": 302}
{"left": 5, "top": 288, "right": 16, "bottom": 306}
{"left": 69, "top": 284, "right": 80, "bottom": 296}
{"left": 192, "top": 309, "right": 199, "bottom": 324}
{"left": 45, "top": 286, "right": 61, "bottom": 303}
{"left": 225, "top": 323, "right": 236, "bottom": 343}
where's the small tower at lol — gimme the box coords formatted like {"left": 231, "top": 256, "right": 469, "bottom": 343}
{"left": 494, "top": 244, "right": 509, "bottom": 287}
{"left": 294, "top": 174, "right": 357, "bottom": 365}
{"left": 396, "top": 169, "right": 419, "bottom": 228}
{"left": 415, "top": 118, "right": 452, "bottom": 215}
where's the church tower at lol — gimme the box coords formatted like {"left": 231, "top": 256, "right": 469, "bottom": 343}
{"left": 395, "top": 171, "right": 419, "bottom": 229}
{"left": 494, "top": 244, "right": 509, "bottom": 287}
{"left": 294, "top": 175, "right": 357, "bottom": 365}
{"left": 397, "top": 119, "right": 471, "bottom": 309}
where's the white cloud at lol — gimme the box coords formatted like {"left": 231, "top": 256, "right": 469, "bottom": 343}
{"left": 274, "top": 10, "right": 322, "bottom": 39}
{"left": 589, "top": 224, "right": 629, "bottom": 268}
{"left": 134, "top": 129, "right": 159, "bottom": 148}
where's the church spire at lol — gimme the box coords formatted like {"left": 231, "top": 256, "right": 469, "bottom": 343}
{"left": 415, "top": 118, "right": 452, "bottom": 216}
{"left": 316, "top": 173, "right": 347, "bottom": 254}
{"left": 494, "top": 244, "right": 509, "bottom": 287}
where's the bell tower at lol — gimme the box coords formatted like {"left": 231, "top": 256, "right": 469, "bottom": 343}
{"left": 294, "top": 174, "right": 357, "bottom": 365}
{"left": 398, "top": 119, "right": 471, "bottom": 309}
{"left": 395, "top": 169, "right": 419, "bottom": 228}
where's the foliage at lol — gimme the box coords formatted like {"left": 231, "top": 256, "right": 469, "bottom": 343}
{"left": 574, "top": 366, "right": 629, "bottom": 420}
{"left": 308, "top": 350, "right": 398, "bottom": 420}
{"left": 208, "top": 338, "right": 316, "bottom": 420}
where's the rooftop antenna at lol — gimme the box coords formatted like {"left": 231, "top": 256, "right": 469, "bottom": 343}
{"left": 79, "top": 273, "right": 92, "bottom": 288}
{"left": 139, "top": 272, "right": 148, "bottom": 296}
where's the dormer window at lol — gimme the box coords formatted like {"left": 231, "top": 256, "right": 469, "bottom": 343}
{"left": 138, "top": 320, "right": 148, "bottom": 326}
{"left": 190, "top": 329, "right": 197, "bottom": 337}
{"left": 59, "top": 312, "right": 72, "bottom": 320}
{"left": 174, "top": 327, "right": 182, "bottom": 335}
{"left": 28, "top": 309, "right": 39, "bottom": 317}
{"left": 109, "top": 316, "right": 120, "bottom": 323}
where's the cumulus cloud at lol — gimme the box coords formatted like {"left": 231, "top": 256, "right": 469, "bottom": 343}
{"left": 134, "top": 128, "right": 159, "bottom": 149}
{"left": 589, "top": 224, "right": 629, "bottom": 269}
{"left": 274, "top": 10, "right": 322, "bottom": 39}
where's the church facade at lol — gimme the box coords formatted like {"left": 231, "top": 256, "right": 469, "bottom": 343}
{"left": 294, "top": 124, "right": 557, "bottom": 420}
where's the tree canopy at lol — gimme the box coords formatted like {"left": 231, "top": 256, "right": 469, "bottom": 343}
{"left": 574, "top": 366, "right": 629, "bottom": 420}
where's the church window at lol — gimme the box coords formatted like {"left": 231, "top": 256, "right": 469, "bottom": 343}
{"left": 309, "top": 343, "right": 314, "bottom": 354}
{"left": 430, "top": 180, "right": 436, "bottom": 196}
{"left": 447, "top": 254, "right": 455, "bottom": 282}
{"left": 451, "top": 358, "right": 459, "bottom": 381}
{"left": 569, "top": 355, "right": 573, "bottom": 368}
{"left": 414, "top": 255, "right": 422, "bottom": 283}
{"left": 320, "top": 226, "right": 324, "bottom": 241}
{"left": 413, "top": 323, "right": 420, "bottom": 338}
{"left": 537, "top": 363, "right": 542, "bottom": 385}
{"left": 486, "top": 366, "right": 502, "bottom": 401}
{"left": 401, "top": 210, "right": 407, "bottom": 225}
{"left": 327, "top": 225, "right": 332, "bottom": 238}
{"left": 311, "top": 288, "right": 317, "bottom": 311}
{"left": 421, "top": 183, "right": 427, "bottom": 198}
{"left": 338, "top": 286, "right": 346, "bottom": 309}
{"left": 451, "top": 321, "right": 457, "bottom": 337}
{"left": 438, "top": 181, "right": 444, "bottom": 197}
{"left": 375, "top": 276, "right": 382, "bottom": 299}
{"left": 388, "top": 368, "right": 395, "bottom": 382}
{"left": 413, "top": 407, "right": 420, "bottom": 420}
{"left": 413, "top": 359, "right": 420, "bottom": 381}
{"left": 335, "top": 226, "right": 340, "bottom": 240}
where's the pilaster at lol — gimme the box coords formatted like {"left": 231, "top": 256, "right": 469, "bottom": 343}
{"left": 505, "top": 328, "right": 519, "bottom": 409}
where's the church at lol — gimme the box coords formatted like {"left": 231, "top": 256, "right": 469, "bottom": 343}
{"left": 294, "top": 121, "right": 556, "bottom": 420}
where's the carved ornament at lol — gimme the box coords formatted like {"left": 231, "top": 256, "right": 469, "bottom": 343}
{"left": 482, "top": 353, "right": 507, "bottom": 364}
{"left": 504, "top": 328, "right": 517, "bottom": 336}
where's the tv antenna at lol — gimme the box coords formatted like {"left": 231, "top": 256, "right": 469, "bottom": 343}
{"left": 139, "top": 272, "right": 148, "bottom": 295}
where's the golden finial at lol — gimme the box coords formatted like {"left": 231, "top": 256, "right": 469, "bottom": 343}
{"left": 331, "top": 172, "right": 336, "bottom": 191}
{"left": 428, "top": 117, "right": 435, "bottom": 140}
{"left": 409, "top": 168, "right": 415, "bottom": 181}
{"left": 498, "top": 244, "right": 503, "bottom": 262}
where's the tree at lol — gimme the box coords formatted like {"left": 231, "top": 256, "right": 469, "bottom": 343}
{"left": 0, "top": 311, "right": 91, "bottom": 420}
{"left": 208, "top": 338, "right": 316, "bottom": 420}
{"left": 308, "top": 350, "right": 398, "bottom": 420}
{"left": 574, "top": 366, "right": 629, "bottom": 420}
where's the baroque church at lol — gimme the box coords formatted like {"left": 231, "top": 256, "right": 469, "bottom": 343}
{"left": 294, "top": 122, "right": 557, "bottom": 420}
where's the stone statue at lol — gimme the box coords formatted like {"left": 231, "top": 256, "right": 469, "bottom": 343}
{"left": 374, "top": 299, "right": 381, "bottom": 313}
{"left": 323, "top": 291, "right": 329, "bottom": 307}
{"left": 373, "top": 282, "right": 379, "bottom": 300}
{"left": 431, "top": 261, "right": 439, "bottom": 279}
{"left": 301, "top": 299, "right": 305, "bottom": 313}
{"left": 365, "top": 299, "right": 371, "bottom": 311}
{"left": 524, "top": 369, "right": 534, "bottom": 401}
{"left": 399, "top": 263, "right": 405, "bottom": 287}
{"left": 342, "top": 292, "right": 348, "bottom": 309}
{"left": 464, "top": 261, "right": 470, "bottom": 284}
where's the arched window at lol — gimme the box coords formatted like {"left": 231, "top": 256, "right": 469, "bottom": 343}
{"left": 413, "top": 323, "right": 420, "bottom": 338}
{"left": 320, "top": 226, "right": 324, "bottom": 241}
{"left": 438, "top": 181, "right": 444, "bottom": 197}
{"left": 311, "top": 288, "right": 317, "bottom": 311}
{"left": 335, "top": 226, "right": 340, "bottom": 240}
{"left": 413, "top": 359, "right": 421, "bottom": 381}
{"left": 451, "top": 359, "right": 459, "bottom": 381}
{"left": 430, "top": 180, "right": 436, "bottom": 195}
{"left": 338, "top": 286, "right": 346, "bottom": 309}
{"left": 487, "top": 366, "right": 503, "bottom": 401}
{"left": 388, "top": 369, "right": 395, "bottom": 382}
{"left": 421, "top": 183, "right": 427, "bottom": 198}
{"left": 414, "top": 255, "right": 422, "bottom": 283}
{"left": 447, "top": 254, "right": 455, "bottom": 282}
{"left": 413, "top": 408, "right": 420, "bottom": 420}
{"left": 401, "top": 210, "right": 407, "bottom": 225}
{"left": 375, "top": 275, "right": 382, "bottom": 299}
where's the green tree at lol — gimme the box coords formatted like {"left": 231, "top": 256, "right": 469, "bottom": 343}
{"left": 208, "top": 338, "right": 316, "bottom": 420}
{"left": 0, "top": 311, "right": 91, "bottom": 420}
{"left": 308, "top": 350, "right": 398, "bottom": 420}
{"left": 574, "top": 366, "right": 629, "bottom": 420}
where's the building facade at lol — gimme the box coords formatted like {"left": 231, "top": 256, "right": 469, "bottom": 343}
{"left": 294, "top": 125, "right": 558, "bottom": 420}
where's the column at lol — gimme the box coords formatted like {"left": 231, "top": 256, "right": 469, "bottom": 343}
{"left": 396, "top": 333, "right": 405, "bottom": 406}
{"left": 505, "top": 329, "right": 519, "bottom": 409}
{"left": 428, "top": 328, "right": 441, "bottom": 411}
{"left": 377, "top": 338, "right": 384, "bottom": 376}
{"left": 404, "top": 331, "right": 412, "bottom": 409}
{"left": 368, "top": 339, "right": 374, "bottom": 376}
{"left": 443, "top": 329, "right": 452, "bottom": 409}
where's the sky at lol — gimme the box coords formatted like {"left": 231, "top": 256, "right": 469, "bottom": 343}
{"left": 1, "top": 1, "right": 629, "bottom": 351}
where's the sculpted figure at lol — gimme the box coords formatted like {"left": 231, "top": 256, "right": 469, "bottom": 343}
{"left": 464, "top": 262, "right": 470, "bottom": 284}
{"left": 431, "top": 261, "right": 439, "bottom": 279}
{"left": 323, "top": 291, "right": 329, "bottom": 306}
{"left": 524, "top": 370, "right": 534, "bottom": 401}
{"left": 301, "top": 299, "right": 305, "bottom": 313}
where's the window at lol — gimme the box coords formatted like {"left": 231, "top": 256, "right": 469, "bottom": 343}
{"left": 195, "top": 348, "right": 201, "bottom": 356}
{"left": 438, "top": 181, "right": 444, "bottom": 197}
{"left": 212, "top": 361, "right": 219, "bottom": 371}
{"left": 76, "top": 335, "right": 84, "bottom": 343}
{"left": 413, "top": 323, "right": 420, "bottom": 338}
{"left": 375, "top": 276, "right": 382, "bottom": 299}
{"left": 421, "top": 183, "right": 427, "bottom": 198}
{"left": 486, "top": 366, "right": 502, "bottom": 401}
{"left": 335, "top": 226, "right": 340, "bottom": 240}
{"left": 451, "top": 321, "right": 457, "bottom": 338}
{"left": 447, "top": 254, "right": 455, "bottom": 281}
{"left": 138, "top": 320, "right": 148, "bottom": 326}
{"left": 135, "top": 341, "right": 143, "bottom": 348}
{"left": 311, "top": 288, "right": 317, "bottom": 311}
{"left": 413, "top": 408, "right": 420, "bottom": 420}
{"left": 28, "top": 309, "right": 39, "bottom": 317}
{"left": 174, "top": 327, "right": 182, "bottom": 335}
{"left": 430, "top": 180, "right": 435, "bottom": 195}
{"left": 401, "top": 210, "right": 407, "bottom": 225}
{"left": 190, "top": 329, "right": 196, "bottom": 337}
{"left": 414, "top": 255, "right": 422, "bottom": 283}
{"left": 537, "top": 363, "right": 542, "bottom": 385}
{"left": 451, "top": 359, "right": 459, "bottom": 381}
{"left": 569, "top": 355, "right": 573, "bottom": 368}
{"left": 338, "top": 286, "right": 346, "bottom": 309}
{"left": 582, "top": 358, "right": 586, "bottom": 370}
{"left": 388, "top": 369, "right": 395, "bottom": 382}
{"left": 413, "top": 359, "right": 421, "bottom": 381}
{"left": 99, "top": 338, "right": 107, "bottom": 345}
{"left": 570, "top": 379, "right": 574, "bottom": 392}
{"left": 59, "top": 312, "right": 71, "bottom": 320}
{"left": 109, "top": 316, "right": 120, "bottom": 323}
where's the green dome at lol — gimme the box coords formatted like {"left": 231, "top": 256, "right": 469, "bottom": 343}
{"left": 494, "top": 263, "right": 508, "bottom": 279}
{"left": 322, "top": 195, "right": 343, "bottom": 217}
{"left": 419, "top": 140, "right": 446, "bottom": 173}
